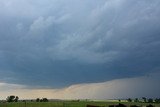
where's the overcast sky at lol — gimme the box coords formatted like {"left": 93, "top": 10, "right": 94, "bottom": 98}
{"left": 0, "top": 0, "right": 160, "bottom": 99}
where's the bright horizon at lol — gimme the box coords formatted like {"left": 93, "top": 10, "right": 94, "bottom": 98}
{"left": 1, "top": 72, "right": 160, "bottom": 100}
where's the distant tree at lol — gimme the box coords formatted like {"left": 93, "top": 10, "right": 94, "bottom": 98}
{"left": 155, "top": 98, "right": 160, "bottom": 103}
{"left": 36, "top": 98, "right": 40, "bottom": 102}
{"left": 148, "top": 98, "right": 153, "bottom": 103}
{"left": 40, "top": 99, "right": 43, "bottom": 102}
{"left": 134, "top": 98, "right": 139, "bottom": 102}
{"left": 15, "top": 96, "right": 19, "bottom": 102}
{"left": 42, "top": 98, "right": 48, "bottom": 102}
{"left": 6, "top": 95, "right": 15, "bottom": 102}
{"left": 127, "top": 98, "right": 132, "bottom": 102}
{"left": 142, "top": 97, "right": 147, "bottom": 103}
{"left": 36, "top": 98, "right": 49, "bottom": 102}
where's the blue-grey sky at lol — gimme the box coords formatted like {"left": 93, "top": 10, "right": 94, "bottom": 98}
{"left": 0, "top": 0, "right": 160, "bottom": 92}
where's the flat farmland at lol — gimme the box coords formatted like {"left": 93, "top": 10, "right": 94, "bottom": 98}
{"left": 0, "top": 101, "right": 160, "bottom": 107}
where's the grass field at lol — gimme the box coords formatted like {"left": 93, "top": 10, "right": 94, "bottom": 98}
{"left": 0, "top": 101, "right": 160, "bottom": 107}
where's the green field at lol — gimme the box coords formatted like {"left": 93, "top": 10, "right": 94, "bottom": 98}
{"left": 0, "top": 101, "right": 160, "bottom": 107}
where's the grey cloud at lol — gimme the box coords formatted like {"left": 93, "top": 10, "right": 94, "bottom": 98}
{"left": 0, "top": 0, "right": 160, "bottom": 88}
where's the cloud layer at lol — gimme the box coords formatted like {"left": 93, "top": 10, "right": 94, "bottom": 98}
{"left": 0, "top": 72, "right": 160, "bottom": 100}
{"left": 0, "top": 0, "right": 160, "bottom": 89}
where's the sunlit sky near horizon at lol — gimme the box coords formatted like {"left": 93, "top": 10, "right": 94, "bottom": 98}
{"left": 0, "top": 0, "right": 160, "bottom": 99}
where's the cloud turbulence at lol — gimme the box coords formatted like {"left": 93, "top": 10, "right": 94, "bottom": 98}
{"left": 0, "top": 0, "right": 160, "bottom": 99}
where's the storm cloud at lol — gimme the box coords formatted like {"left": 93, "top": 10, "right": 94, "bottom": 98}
{"left": 0, "top": 72, "right": 160, "bottom": 99}
{"left": 0, "top": 0, "right": 160, "bottom": 90}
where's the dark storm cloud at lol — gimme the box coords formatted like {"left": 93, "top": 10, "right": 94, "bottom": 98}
{"left": 0, "top": 0, "right": 160, "bottom": 87}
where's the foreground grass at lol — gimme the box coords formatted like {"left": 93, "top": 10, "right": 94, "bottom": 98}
{"left": 0, "top": 101, "right": 160, "bottom": 107}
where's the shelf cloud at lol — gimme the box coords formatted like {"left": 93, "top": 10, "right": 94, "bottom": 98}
{"left": 0, "top": 72, "right": 160, "bottom": 99}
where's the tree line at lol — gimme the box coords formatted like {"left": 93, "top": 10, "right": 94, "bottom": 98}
{"left": 5, "top": 95, "right": 48, "bottom": 102}
{"left": 4, "top": 95, "right": 160, "bottom": 103}
{"left": 126, "top": 97, "right": 160, "bottom": 103}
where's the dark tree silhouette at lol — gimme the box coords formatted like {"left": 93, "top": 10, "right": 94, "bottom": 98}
{"left": 155, "top": 98, "right": 160, "bottom": 103}
{"left": 15, "top": 96, "right": 19, "bottom": 102}
{"left": 142, "top": 97, "right": 147, "bottom": 103}
{"left": 6, "top": 95, "right": 18, "bottom": 102}
{"left": 134, "top": 98, "right": 139, "bottom": 102}
{"left": 42, "top": 98, "right": 48, "bottom": 102}
{"left": 127, "top": 98, "right": 132, "bottom": 102}
{"left": 36, "top": 98, "right": 40, "bottom": 102}
{"left": 36, "top": 98, "right": 48, "bottom": 102}
{"left": 148, "top": 98, "right": 153, "bottom": 103}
